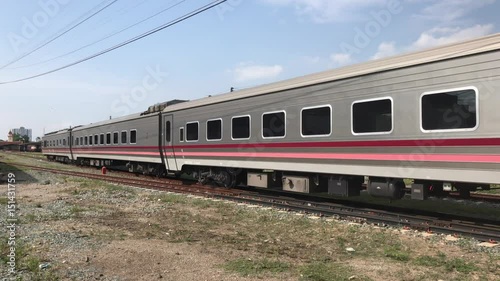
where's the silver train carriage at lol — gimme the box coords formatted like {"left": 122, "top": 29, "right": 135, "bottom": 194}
{"left": 43, "top": 33, "right": 500, "bottom": 199}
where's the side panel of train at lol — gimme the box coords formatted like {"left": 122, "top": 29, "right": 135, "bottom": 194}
{"left": 166, "top": 51, "right": 500, "bottom": 196}
{"left": 71, "top": 114, "right": 163, "bottom": 174}
{"left": 42, "top": 130, "right": 72, "bottom": 162}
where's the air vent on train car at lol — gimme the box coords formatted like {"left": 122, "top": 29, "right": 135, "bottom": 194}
{"left": 141, "top": 99, "right": 189, "bottom": 115}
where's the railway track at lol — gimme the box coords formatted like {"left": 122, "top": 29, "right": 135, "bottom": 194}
{"left": 5, "top": 161, "right": 500, "bottom": 243}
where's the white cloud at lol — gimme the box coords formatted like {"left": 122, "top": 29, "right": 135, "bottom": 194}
{"left": 232, "top": 63, "right": 284, "bottom": 82}
{"left": 261, "top": 0, "right": 387, "bottom": 23}
{"left": 371, "top": 24, "right": 495, "bottom": 60}
{"left": 412, "top": 0, "right": 496, "bottom": 22}
{"left": 330, "top": 53, "right": 352, "bottom": 66}
{"left": 371, "top": 41, "right": 396, "bottom": 59}
{"left": 410, "top": 24, "right": 494, "bottom": 50}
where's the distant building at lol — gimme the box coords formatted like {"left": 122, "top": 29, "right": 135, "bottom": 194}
{"left": 7, "top": 130, "right": 13, "bottom": 142}
{"left": 11, "top": 127, "right": 32, "bottom": 141}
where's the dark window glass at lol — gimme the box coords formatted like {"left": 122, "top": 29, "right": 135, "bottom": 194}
{"left": 89, "top": 136, "right": 93, "bottom": 145}
{"left": 353, "top": 99, "right": 392, "bottom": 134}
{"left": 106, "top": 133, "right": 111, "bottom": 145}
{"left": 94, "top": 135, "right": 99, "bottom": 145}
{"left": 63, "top": 139, "right": 67, "bottom": 146}
{"left": 166, "top": 121, "right": 171, "bottom": 142}
{"left": 80, "top": 137, "right": 83, "bottom": 145}
{"left": 121, "top": 131, "right": 127, "bottom": 144}
{"left": 302, "top": 106, "right": 331, "bottom": 136}
{"left": 130, "top": 130, "right": 137, "bottom": 144}
{"left": 76, "top": 138, "right": 79, "bottom": 146}
{"left": 100, "top": 134, "right": 104, "bottom": 145}
{"left": 186, "top": 122, "right": 198, "bottom": 141}
{"left": 232, "top": 116, "right": 250, "bottom": 139}
{"left": 422, "top": 89, "right": 477, "bottom": 130}
{"left": 85, "top": 136, "right": 88, "bottom": 145}
{"left": 113, "top": 132, "right": 119, "bottom": 144}
{"left": 207, "top": 119, "right": 222, "bottom": 140}
{"left": 179, "top": 128, "right": 184, "bottom": 142}
{"left": 263, "top": 112, "right": 285, "bottom": 138}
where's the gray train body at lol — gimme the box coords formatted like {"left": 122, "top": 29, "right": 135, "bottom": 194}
{"left": 43, "top": 34, "right": 500, "bottom": 199}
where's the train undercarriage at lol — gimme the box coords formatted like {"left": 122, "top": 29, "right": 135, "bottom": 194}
{"left": 46, "top": 155, "right": 492, "bottom": 200}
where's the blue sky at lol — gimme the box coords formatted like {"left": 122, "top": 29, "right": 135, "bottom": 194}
{"left": 0, "top": 0, "right": 499, "bottom": 140}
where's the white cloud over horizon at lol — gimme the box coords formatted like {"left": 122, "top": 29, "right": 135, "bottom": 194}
{"left": 232, "top": 63, "right": 284, "bottom": 82}
{"left": 330, "top": 53, "right": 352, "bottom": 66}
{"left": 261, "top": 0, "right": 387, "bottom": 23}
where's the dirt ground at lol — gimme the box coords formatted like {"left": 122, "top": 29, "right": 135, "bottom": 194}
{"left": 0, "top": 154, "right": 499, "bottom": 280}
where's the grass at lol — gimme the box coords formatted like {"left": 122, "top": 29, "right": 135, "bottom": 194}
{"left": 445, "top": 258, "right": 479, "bottom": 273}
{"left": 299, "top": 262, "right": 371, "bottom": 281}
{"left": 223, "top": 258, "right": 290, "bottom": 277}
{"left": 149, "top": 193, "right": 187, "bottom": 204}
{"left": 383, "top": 245, "right": 410, "bottom": 262}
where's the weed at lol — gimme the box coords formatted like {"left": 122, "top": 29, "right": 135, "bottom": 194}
{"left": 384, "top": 245, "right": 410, "bottom": 262}
{"left": 445, "top": 258, "right": 478, "bottom": 273}
{"left": 224, "top": 258, "right": 290, "bottom": 277}
{"left": 299, "top": 261, "right": 370, "bottom": 281}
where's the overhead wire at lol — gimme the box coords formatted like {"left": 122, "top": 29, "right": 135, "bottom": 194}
{"left": 6, "top": 0, "right": 187, "bottom": 70}
{"left": 0, "top": 0, "right": 228, "bottom": 85}
{"left": 0, "top": 0, "right": 120, "bottom": 69}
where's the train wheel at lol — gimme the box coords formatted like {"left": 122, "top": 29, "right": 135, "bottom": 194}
{"left": 216, "top": 170, "right": 236, "bottom": 188}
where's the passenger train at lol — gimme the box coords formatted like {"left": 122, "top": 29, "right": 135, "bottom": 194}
{"left": 43, "top": 34, "right": 500, "bottom": 200}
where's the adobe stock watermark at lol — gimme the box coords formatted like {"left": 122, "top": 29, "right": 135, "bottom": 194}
{"left": 110, "top": 65, "right": 169, "bottom": 117}
{"left": 6, "top": 173, "right": 17, "bottom": 276}
{"left": 215, "top": 0, "right": 242, "bottom": 21}
{"left": 339, "top": 0, "right": 403, "bottom": 56}
{"left": 7, "top": 0, "right": 72, "bottom": 53}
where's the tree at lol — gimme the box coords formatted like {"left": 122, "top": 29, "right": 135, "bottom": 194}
{"left": 36, "top": 137, "right": 41, "bottom": 142}
{"left": 13, "top": 133, "right": 29, "bottom": 143}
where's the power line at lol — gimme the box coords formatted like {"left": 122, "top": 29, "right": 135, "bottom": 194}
{"left": 0, "top": 0, "right": 120, "bottom": 69}
{"left": 7, "top": 0, "right": 187, "bottom": 70}
{"left": 0, "top": 0, "right": 227, "bottom": 85}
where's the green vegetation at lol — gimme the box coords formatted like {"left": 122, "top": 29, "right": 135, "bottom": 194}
{"left": 224, "top": 258, "right": 290, "bottom": 277}
{"left": 384, "top": 245, "right": 410, "bottom": 262}
{"left": 299, "top": 262, "right": 371, "bottom": 281}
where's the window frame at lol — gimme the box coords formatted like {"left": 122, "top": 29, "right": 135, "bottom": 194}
{"left": 185, "top": 121, "right": 199, "bottom": 142}
{"left": 419, "top": 86, "right": 479, "bottom": 133}
{"left": 100, "top": 134, "right": 105, "bottom": 145}
{"left": 231, "top": 115, "right": 251, "bottom": 140}
{"left": 261, "top": 110, "right": 286, "bottom": 139}
{"left": 113, "top": 131, "right": 119, "bottom": 145}
{"left": 89, "top": 135, "right": 93, "bottom": 146}
{"left": 351, "top": 96, "right": 394, "bottom": 136}
{"left": 94, "top": 135, "right": 99, "bottom": 146}
{"left": 300, "top": 104, "right": 332, "bottom": 138}
{"left": 121, "top": 130, "right": 128, "bottom": 144}
{"left": 206, "top": 118, "right": 223, "bottom": 142}
{"left": 106, "top": 132, "right": 111, "bottom": 145}
{"left": 130, "top": 129, "right": 137, "bottom": 144}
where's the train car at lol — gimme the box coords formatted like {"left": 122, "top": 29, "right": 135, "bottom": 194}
{"left": 70, "top": 112, "right": 164, "bottom": 175}
{"left": 158, "top": 33, "right": 500, "bottom": 198}
{"left": 42, "top": 129, "right": 73, "bottom": 163}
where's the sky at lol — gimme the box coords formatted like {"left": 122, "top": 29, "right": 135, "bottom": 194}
{"left": 0, "top": 0, "right": 499, "bottom": 140}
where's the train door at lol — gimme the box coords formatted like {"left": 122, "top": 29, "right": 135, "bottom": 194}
{"left": 162, "top": 114, "right": 178, "bottom": 172}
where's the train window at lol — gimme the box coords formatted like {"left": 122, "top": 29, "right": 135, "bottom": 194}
{"left": 301, "top": 105, "right": 332, "bottom": 137}
{"left": 206, "top": 119, "right": 222, "bottom": 141}
{"left": 94, "top": 135, "right": 99, "bottom": 145}
{"left": 80, "top": 137, "right": 83, "bottom": 146}
{"left": 179, "top": 127, "right": 184, "bottom": 142}
{"left": 76, "top": 138, "right": 79, "bottom": 146}
{"left": 44, "top": 141, "right": 47, "bottom": 147}
{"left": 89, "top": 136, "right": 93, "bottom": 145}
{"left": 421, "top": 87, "right": 478, "bottom": 132}
{"left": 100, "top": 134, "right": 104, "bottom": 145}
{"left": 186, "top": 122, "right": 199, "bottom": 142}
{"left": 262, "top": 111, "right": 286, "bottom": 138}
{"left": 63, "top": 139, "right": 66, "bottom": 146}
{"left": 121, "top": 131, "right": 127, "bottom": 144}
{"left": 166, "top": 121, "right": 171, "bottom": 142}
{"left": 352, "top": 97, "right": 393, "bottom": 135}
{"left": 106, "top": 133, "right": 111, "bottom": 145}
{"left": 85, "top": 136, "right": 88, "bottom": 146}
{"left": 232, "top": 115, "right": 251, "bottom": 140}
{"left": 130, "top": 130, "right": 137, "bottom": 144}
{"left": 113, "top": 132, "right": 119, "bottom": 144}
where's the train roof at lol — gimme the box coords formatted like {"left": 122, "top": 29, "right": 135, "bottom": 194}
{"left": 163, "top": 33, "right": 500, "bottom": 113}
{"left": 71, "top": 112, "right": 155, "bottom": 131}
